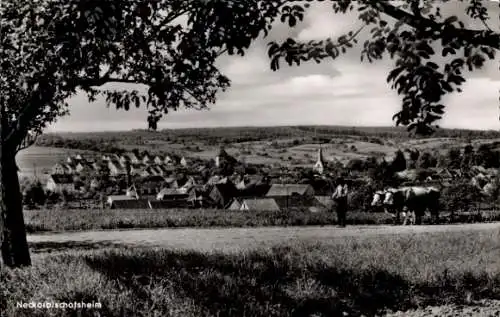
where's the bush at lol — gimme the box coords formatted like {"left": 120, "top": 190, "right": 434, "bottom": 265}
{"left": 22, "top": 181, "right": 46, "bottom": 207}
{"left": 440, "top": 182, "right": 483, "bottom": 214}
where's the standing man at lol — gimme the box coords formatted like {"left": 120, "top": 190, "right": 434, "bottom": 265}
{"left": 332, "top": 177, "right": 349, "bottom": 227}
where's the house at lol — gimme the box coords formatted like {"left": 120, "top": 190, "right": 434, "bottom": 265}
{"left": 215, "top": 147, "right": 237, "bottom": 168}
{"left": 64, "top": 163, "right": 76, "bottom": 174}
{"left": 150, "top": 165, "right": 164, "bottom": 176}
{"left": 119, "top": 156, "right": 130, "bottom": 168}
{"left": 164, "top": 177, "right": 179, "bottom": 188}
{"left": 75, "top": 154, "right": 84, "bottom": 161}
{"left": 149, "top": 200, "right": 189, "bottom": 209}
{"left": 180, "top": 156, "right": 188, "bottom": 167}
{"left": 109, "top": 197, "right": 150, "bottom": 209}
{"left": 273, "top": 195, "right": 306, "bottom": 210}
{"left": 139, "top": 175, "right": 166, "bottom": 195}
{"left": 46, "top": 174, "right": 75, "bottom": 193}
{"left": 188, "top": 187, "right": 211, "bottom": 208}
{"left": 126, "top": 152, "right": 140, "bottom": 164}
{"left": 126, "top": 185, "right": 140, "bottom": 199}
{"left": 52, "top": 163, "right": 66, "bottom": 175}
{"left": 156, "top": 188, "right": 189, "bottom": 200}
{"left": 239, "top": 183, "right": 271, "bottom": 198}
{"left": 129, "top": 163, "right": 145, "bottom": 176}
{"left": 106, "top": 195, "right": 134, "bottom": 206}
{"left": 153, "top": 155, "right": 164, "bottom": 165}
{"left": 208, "top": 182, "right": 238, "bottom": 208}
{"left": 178, "top": 176, "right": 196, "bottom": 193}
{"left": 153, "top": 165, "right": 167, "bottom": 176}
{"left": 265, "top": 184, "right": 315, "bottom": 198}
{"left": 227, "top": 198, "right": 242, "bottom": 210}
{"left": 108, "top": 160, "right": 125, "bottom": 176}
{"left": 313, "top": 147, "right": 327, "bottom": 175}
{"left": 164, "top": 155, "right": 173, "bottom": 165}
{"left": 240, "top": 198, "right": 280, "bottom": 212}
{"left": 76, "top": 162, "right": 95, "bottom": 174}
{"left": 207, "top": 175, "right": 228, "bottom": 185}
{"left": 90, "top": 178, "right": 101, "bottom": 190}
{"left": 139, "top": 168, "right": 152, "bottom": 178}
{"left": 142, "top": 153, "right": 151, "bottom": 164}
{"left": 66, "top": 156, "right": 74, "bottom": 164}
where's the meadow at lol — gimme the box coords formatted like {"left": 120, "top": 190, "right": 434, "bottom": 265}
{"left": 24, "top": 208, "right": 398, "bottom": 233}
{"left": 26, "top": 207, "right": 500, "bottom": 234}
{"left": 3, "top": 227, "right": 500, "bottom": 317}
{"left": 16, "top": 146, "right": 100, "bottom": 178}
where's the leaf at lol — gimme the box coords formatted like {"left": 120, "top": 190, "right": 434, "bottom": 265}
{"left": 426, "top": 62, "right": 439, "bottom": 70}
{"left": 444, "top": 16, "right": 458, "bottom": 24}
{"left": 387, "top": 66, "right": 405, "bottom": 83}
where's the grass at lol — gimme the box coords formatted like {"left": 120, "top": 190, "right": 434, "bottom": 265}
{"left": 3, "top": 228, "right": 500, "bottom": 316}
{"left": 24, "top": 208, "right": 396, "bottom": 233}
{"left": 25, "top": 207, "right": 500, "bottom": 233}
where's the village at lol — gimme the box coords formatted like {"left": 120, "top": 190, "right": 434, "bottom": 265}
{"left": 34, "top": 141, "right": 500, "bottom": 215}
{"left": 41, "top": 146, "right": 337, "bottom": 212}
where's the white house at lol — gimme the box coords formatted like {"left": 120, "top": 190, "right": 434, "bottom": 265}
{"left": 108, "top": 160, "right": 125, "bottom": 176}
{"left": 164, "top": 155, "right": 173, "bottom": 165}
{"left": 180, "top": 156, "right": 188, "bottom": 167}
{"left": 142, "top": 153, "right": 151, "bottom": 164}
{"left": 153, "top": 156, "right": 164, "bottom": 165}
{"left": 46, "top": 174, "right": 74, "bottom": 193}
{"left": 64, "top": 163, "right": 76, "bottom": 174}
{"left": 126, "top": 152, "right": 140, "bottom": 164}
{"left": 52, "top": 163, "right": 66, "bottom": 175}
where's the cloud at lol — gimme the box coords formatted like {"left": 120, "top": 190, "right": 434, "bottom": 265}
{"left": 48, "top": 2, "right": 500, "bottom": 132}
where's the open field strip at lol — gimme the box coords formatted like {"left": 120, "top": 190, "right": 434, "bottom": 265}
{"left": 28, "top": 222, "right": 500, "bottom": 254}
{"left": 2, "top": 223, "right": 499, "bottom": 317}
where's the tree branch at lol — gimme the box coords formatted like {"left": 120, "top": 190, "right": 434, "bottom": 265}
{"left": 16, "top": 131, "right": 40, "bottom": 153}
{"left": 375, "top": 1, "right": 500, "bottom": 50}
{"left": 79, "top": 76, "right": 151, "bottom": 87}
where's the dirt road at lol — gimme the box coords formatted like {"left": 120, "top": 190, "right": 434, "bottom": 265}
{"left": 28, "top": 222, "right": 500, "bottom": 253}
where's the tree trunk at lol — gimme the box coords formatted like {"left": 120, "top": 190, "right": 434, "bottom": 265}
{"left": 0, "top": 145, "right": 31, "bottom": 267}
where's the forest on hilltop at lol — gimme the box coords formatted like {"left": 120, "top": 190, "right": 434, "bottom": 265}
{"left": 35, "top": 125, "right": 500, "bottom": 154}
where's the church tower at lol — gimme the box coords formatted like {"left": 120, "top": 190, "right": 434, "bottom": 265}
{"left": 313, "top": 146, "right": 326, "bottom": 174}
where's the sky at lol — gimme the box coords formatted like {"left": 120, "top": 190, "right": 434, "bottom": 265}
{"left": 47, "top": 1, "right": 500, "bottom": 132}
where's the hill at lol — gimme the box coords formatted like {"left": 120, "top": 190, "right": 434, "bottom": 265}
{"left": 31, "top": 125, "right": 500, "bottom": 168}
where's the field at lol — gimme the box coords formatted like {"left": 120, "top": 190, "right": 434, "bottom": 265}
{"left": 17, "top": 146, "right": 99, "bottom": 179}
{"left": 3, "top": 224, "right": 500, "bottom": 316}
{"left": 33, "top": 126, "right": 500, "bottom": 168}
{"left": 23, "top": 208, "right": 397, "bottom": 233}
{"left": 24, "top": 207, "right": 500, "bottom": 234}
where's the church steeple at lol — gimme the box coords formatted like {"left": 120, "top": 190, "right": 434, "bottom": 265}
{"left": 313, "top": 145, "right": 326, "bottom": 174}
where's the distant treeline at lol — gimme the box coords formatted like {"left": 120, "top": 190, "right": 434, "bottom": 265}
{"left": 35, "top": 135, "right": 126, "bottom": 154}
{"left": 35, "top": 125, "right": 500, "bottom": 153}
